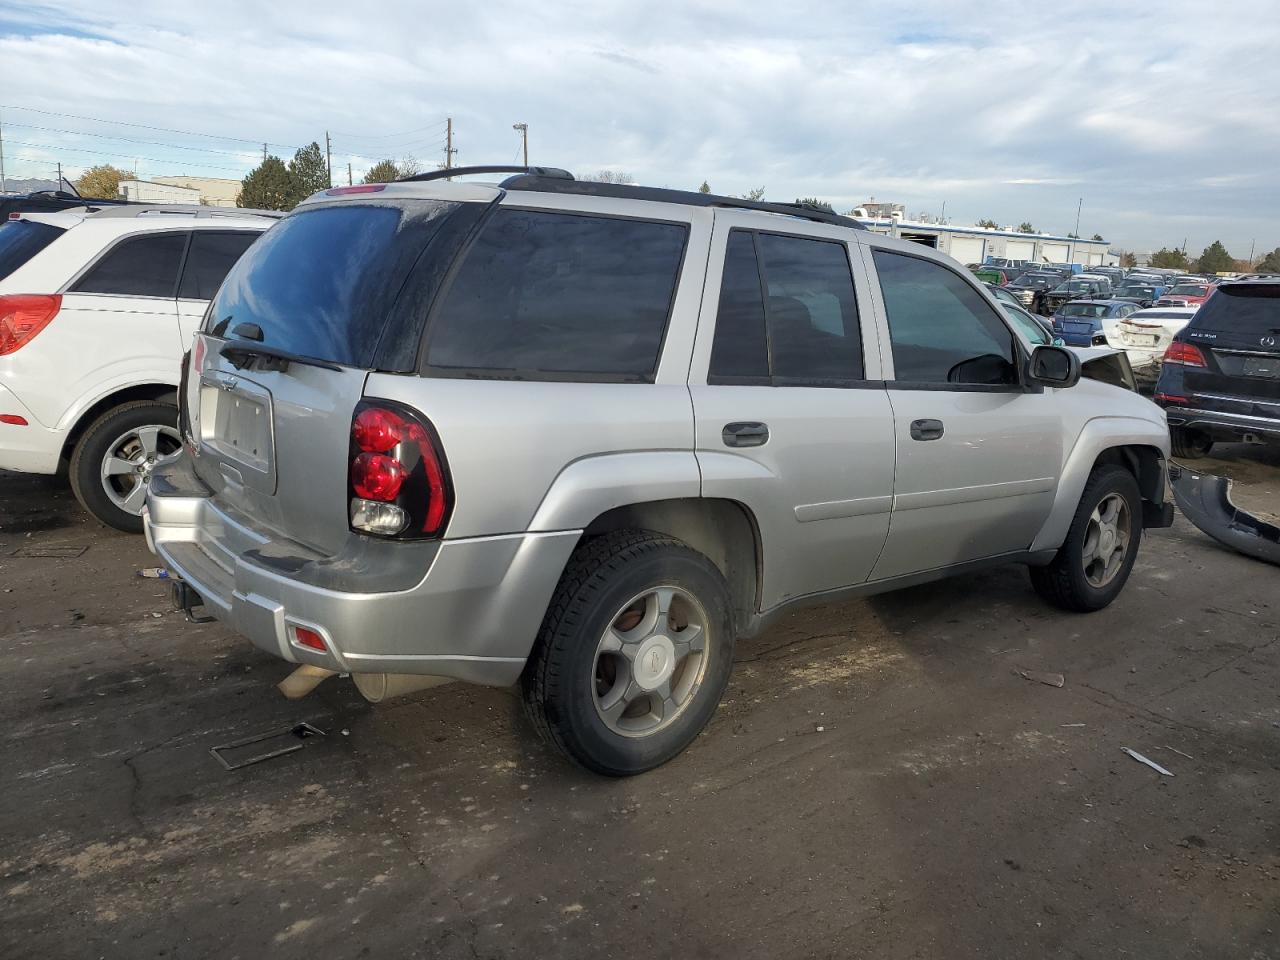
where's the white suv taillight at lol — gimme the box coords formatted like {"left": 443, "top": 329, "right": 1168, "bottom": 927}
{"left": 348, "top": 400, "right": 453, "bottom": 539}
{"left": 0, "top": 294, "right": 61, "bottom": 356}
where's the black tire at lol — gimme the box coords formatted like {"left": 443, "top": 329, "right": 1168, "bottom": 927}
{"left": 69, "top": 401, "right": 179, "bottom": 533}
{"left": 1170, "top": 427, "right": 1213, "bottom": 459}
{"left": 1030, "top": 464, "right": 1143, "bottom": 613}
{"left": 521, "top": 529, "right": 735, "bottom": 776}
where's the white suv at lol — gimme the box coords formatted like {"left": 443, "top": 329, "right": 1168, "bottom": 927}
{"left": 0, "top": 205, "right": 277, "bottom": 530}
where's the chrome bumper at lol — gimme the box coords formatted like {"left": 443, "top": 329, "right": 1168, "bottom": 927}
{"left": 145, "top": 489, "right": 580, "bottom": 687}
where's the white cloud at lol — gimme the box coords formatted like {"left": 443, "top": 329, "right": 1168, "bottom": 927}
{"left": 1, "top": 0, "right": 1277, "bottom": 251}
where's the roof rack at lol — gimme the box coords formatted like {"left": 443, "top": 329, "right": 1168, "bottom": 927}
{"left": 84, "top": 204, "right": 286, "bottom": 220}
{"left": 497, "top": 174, "right": 867, "bottom": 231}
{"left": 397, "top": 165, "right": 574, "bottom": 184}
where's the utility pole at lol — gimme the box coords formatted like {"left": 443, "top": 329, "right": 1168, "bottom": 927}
{"left": 0, "top": 107, "right": 6, "bottom": 193}
{"left": 1069, "top": 197, "right": 1082, "bottom": 264}
{"left": 56, "top": 161, "right": 63, "bottom": 191}
{"left": 325, "top": 131, "right": 332, "bottom": 187}
{"left": 347, "top": 162, "right": 353, "bottom": 186}
{"left": 1249, "top": 238, "right": 1256, "bottom": 266}
{"left": 262, "top": 143, "right": 267, "bottom": 162}
{"left": 446, "top": 118, "right": 458, "bottom": 169}
{"left": 940, "top": 200, "right": 946, "bottom": 223}
{"left": 513, "top": 122, "right": 528, "bottom": 167}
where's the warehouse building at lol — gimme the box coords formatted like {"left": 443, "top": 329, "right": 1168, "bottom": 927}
{"left": 852, "top": 212, "right": 1115, "bottom": 267}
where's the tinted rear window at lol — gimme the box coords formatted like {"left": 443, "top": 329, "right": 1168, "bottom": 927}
{"left": 1189, "top": 285, "right": 1280, "bottom": 336}
{"left": 1061, "top": 303, "right": 1108, "bottom": 318}
{"left": 425, "top": 209, "right": 688, "bottom": 380}
{"left": 178, "top": 231, "right": 259, "bottom": 301}
{"left": 0, "top": 220, "right": 66, "bottom": 281}
{"left": 73, "top": 232, "right": 187, "bottom": 297}
{"left": 206, "top": 201, "right": 458, "bottom": 368}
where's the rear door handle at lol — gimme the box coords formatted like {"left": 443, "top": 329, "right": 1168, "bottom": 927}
{"left": 723, "top": 422, "right": 769, "bottom": 448}
{"left": 909, "top": 418, "right": 944, "bottom": 441}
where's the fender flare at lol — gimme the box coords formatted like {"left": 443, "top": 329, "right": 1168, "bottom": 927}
{"left": 526, "top": 451, "right": 702, "bottom": 532}
{"left": 1030, "top": 415, "right": 1170, "bottom": 552}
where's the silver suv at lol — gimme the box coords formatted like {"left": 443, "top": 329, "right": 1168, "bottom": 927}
{"left": 146, "top": 167, "right": 1173, "bottom": 775}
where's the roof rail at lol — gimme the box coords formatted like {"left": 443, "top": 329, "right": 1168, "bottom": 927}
{"left": 84, "top": 204, "right": 285, "bottom": 220}
{"left": 398, "top": 165, "right": 575, "bottom": 184}
{"left": 497, "top": 175, "right": 867, "bottom": 231}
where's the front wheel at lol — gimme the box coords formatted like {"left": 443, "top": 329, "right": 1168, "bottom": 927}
{"left": 521, "top": 530, "right": 735, "bottom": 776}
{"left": 1030, "top": 464, "right": 1142, "bottom": 612}
{"left": 69, "top": 401, "right": 181, "bottom": 533}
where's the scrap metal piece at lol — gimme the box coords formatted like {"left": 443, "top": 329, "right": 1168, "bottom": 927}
{"left": 210, "top": 722, "right": 326, "bottom": 771}
{"left": 1121, "top": 747, "right": 1174, "bottom": 777}
{"left": 1015, "top": 668, "right": 1065, "bottom": 688}
{"left": 1170, "top": 464, "right": 1280, "bottom": 566}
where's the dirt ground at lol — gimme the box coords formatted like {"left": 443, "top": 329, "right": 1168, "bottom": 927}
{"left": 1, "top": 460, "right": 1278, "bottom": 960}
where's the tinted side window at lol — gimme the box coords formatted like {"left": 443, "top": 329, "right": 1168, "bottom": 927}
{"left": 73, "top": 232, "right": 187, "bottom": 297}
{"left": 178, "top": 231, "right": 258, "bottom": 301}
{"left": 757, "top": 233, "right": 862, "bottom": 380}
{"left": 873, "top": 250, "right": 1017, "bottom": 386}
{"left": 0, "top": 221, "right": 66, "bottom": 281}
{"left": 708, "top": 231, "right": 769, "bottom": 379}
{"left": 427, "top": 209, "right": 688, "bottom": 379}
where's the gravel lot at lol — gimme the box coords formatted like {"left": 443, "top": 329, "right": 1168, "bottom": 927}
{"left": 1, "top": 459, "right": 1277, "bottom": 960}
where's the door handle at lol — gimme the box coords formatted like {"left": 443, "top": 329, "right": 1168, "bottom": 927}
{"left": 723, "top": 422, "right": 769, "bottom": 448}
{"left": 909, "top": 418, "right": 944, "bottom": 441}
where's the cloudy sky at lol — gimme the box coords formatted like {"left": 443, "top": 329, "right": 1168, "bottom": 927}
{"left": 2, "top": 0, "right": 1277, "bottom": 254}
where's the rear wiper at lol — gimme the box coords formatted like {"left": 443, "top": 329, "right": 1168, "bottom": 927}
{"left": 219, "top": 341, "right": 343, "bottom": 373}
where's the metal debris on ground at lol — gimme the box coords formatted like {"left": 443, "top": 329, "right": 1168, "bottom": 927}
{"left": 210, "top": 722, "right": 326, "bottom": 771}
{"left": 137, "top": 567, "right": 170, "bottom": 579}
{"left": 1121, "top": 747, "right": 1174, "bottom": 777}
{"left": 1163, "top": 745, "right": 1194, "bottom": 760}
{"left": 1015, "top": 668, "right": 1065, "bottom": 688}
{"left": 12, "top": 545, "right": 89, "bottom": 558}
{"left": 1060, "top": 723, "right": 1086, "bottom": 728}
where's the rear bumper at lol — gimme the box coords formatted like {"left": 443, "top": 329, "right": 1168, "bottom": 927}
{"left": 0, "top": 384, "right": 63, "bottom": 475}
{"left": 145, "top": 464, "right": 580, "bottom": 687}
{"left": 1162, "top": 404, "right": 1280, "bottom": 443}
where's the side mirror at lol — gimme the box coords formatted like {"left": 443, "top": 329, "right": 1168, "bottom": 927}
{"left": 1027, "top": 344, "right": 1081, "bottom": 388}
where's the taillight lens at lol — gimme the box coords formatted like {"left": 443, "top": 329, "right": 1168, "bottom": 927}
{"left": 1163, "top": 341, "right": 1205, "bottom": 366}
{"left": 347, "top": 400, "right": 453, "bottom": 539}
{"left": 0, "top": 294, "right": 61, "bottom": 356}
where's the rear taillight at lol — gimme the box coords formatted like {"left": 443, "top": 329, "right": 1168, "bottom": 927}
{"left": 348, "top": 400, "right": 453, "bottom": 539}
{"left": 1163, "top": 341, "right": 1205, "bottom": 367}
{"left": 0, "top": 294, "right": 61, "bottom": 356}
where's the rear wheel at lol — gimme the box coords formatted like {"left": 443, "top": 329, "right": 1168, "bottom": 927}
{"left": 1170, "top": 427, "right": 1213, "bottom": 459}
{"left": 521, "top": 530, "right": 735, "bottom": 776}
{"left": 1030, "top": 464, "right": 1142, "bottom": 612}
{"left": 69, "top": 401, "right": 181, "bottom": 533}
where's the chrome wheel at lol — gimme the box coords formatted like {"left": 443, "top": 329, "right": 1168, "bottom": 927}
{"left": 1081, "top": 492, "right": 1131, "bottom": 588}
{"left": 99, "top": 424, "right": 182, "bottom": 515}
{"left": 593, "top": 586, "right": 710, "bottom": 738}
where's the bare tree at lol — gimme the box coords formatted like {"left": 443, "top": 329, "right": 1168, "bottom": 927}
{"left": 580, "top": 170, "right": 635, "bottom": 184}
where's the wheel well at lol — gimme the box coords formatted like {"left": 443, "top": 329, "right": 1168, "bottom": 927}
{"left": 582, "top": 498, "right": 762, "bottom": 632}
{"left": 60, "top": 384, "right": 178, "bottom": 467}
{"left": 1093, "top": 444, "right": 1165, "bottom": 503}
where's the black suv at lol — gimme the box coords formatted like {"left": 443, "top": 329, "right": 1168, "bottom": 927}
{"left": 1155, "top": 279, "right": 1280, "bottom": 457}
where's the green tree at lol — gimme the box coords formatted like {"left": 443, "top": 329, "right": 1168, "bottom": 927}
{"left": 75, "top": 164, "right": 134, "bottom": 199}
{"left": 698, "top": 180, "right": 711, "bottom": 194}
{"left": 1149, "top": 247, "right": 1189, "bottom": 269}
{"left": 1067, "top": 232, "right": 1080, "bottom": 239}
{"left": 363, "top": 159, "right": 401, "bottom": 184}
{"left": 1091, "top": 233, "right": 1104, "bottom": 241}
{"left": 740, "top": 187, "right": 765, "bottom": 202}
{"left": 1119, "top": 251, "right": 1137, "bottom": 268}
{"left": 286, "top": 142, "right": 329, "bottom": 205}
{"left": 1017, "top": 222, "right": 1036, "bottom": 233}
{"left": 1194, "top": 240, "right": 1233, "bottom": 275}
{"left": 238, "top": 156, "right": 293, "bottom": 210}
{"left": 1256, "top": 247, "right": 1280, "bottom": 273}
{"left": 794, "top": 197, "right": 835, "bottom": 213}
{"left": 976, "top": 218, "right": 999, "bottom": 229}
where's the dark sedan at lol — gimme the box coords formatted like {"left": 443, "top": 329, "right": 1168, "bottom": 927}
{"left": 1050, "top": 299, "right": 1142, "bottom": 346}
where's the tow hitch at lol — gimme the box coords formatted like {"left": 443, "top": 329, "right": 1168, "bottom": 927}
{"left": 171, "top": 579, "right": 216, "bottom": 623}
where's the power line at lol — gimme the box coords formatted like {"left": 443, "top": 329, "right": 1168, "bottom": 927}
{"left": 329, "top": 119, "right": 448, "bottom": 141}
{"left": 3, "top": 121, "right": 267, "bottom": 159}
{"left": 0, "top": 103, "right": 301, "bottom": 152}
{"left": 9, "top": 141, "right": 252, "bottom": 175}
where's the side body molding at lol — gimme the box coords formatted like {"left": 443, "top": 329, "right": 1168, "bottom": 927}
{"left": 1030, "top": 415, "right": 1170, "bottom": 553}
{"left": 526, "top": 451, "right": 703, "bottom": 532}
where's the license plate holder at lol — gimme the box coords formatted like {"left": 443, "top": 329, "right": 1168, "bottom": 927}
{"left": 1242, "top": 356, "right": 1280, "bottom": 379}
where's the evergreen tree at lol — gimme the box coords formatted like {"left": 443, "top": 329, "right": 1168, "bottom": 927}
{"left": 1017, "top": 222, "right": 1036, "bottom": 233}
{"left": 287, "top": 142, "right": 330, "bottom": 205}
{"left": 1194, "top": 240, "right": 1233, "bottom": 275}
{"left": 698, "top": 181, "right": 711, "bottom": 194}
{"left": 363, "top": 159, "right": 401, "bottom": 184}
{"left": 1149, "top": 247, "right": 1189, "bottom": 269}
{"left": 1256, "top": 248, "right": 1280, "bottom": 273}
{"left": 977, "top": 218, "right": 999, "bottom": 229}
{"left": 238, "top": 156, "right": 292, "bottom": 210}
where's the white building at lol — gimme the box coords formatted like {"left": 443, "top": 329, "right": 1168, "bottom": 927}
{"left": 117, "top": 179, "right": 202, "bottom": 204}
{"left": 152, "top": 176, "right": 241, "bottom": 207}
{"left": 854, "top": 214, "right": 1116, "bottom": 267}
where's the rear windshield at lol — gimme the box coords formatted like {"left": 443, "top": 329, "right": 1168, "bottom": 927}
{"left": 205, "top": 200, "right": 459, "bottom": 368}
{"left": 424, "top": 209, "right": 688, "bottom": 380}
{"left": 1061, "top": 303, "right": 1108, "bottom": 318}
{"left": 1188, "top": 285, "right": 1279, "bottom": 335}
{"left": 1168, "top": 284, "right": 1208, "bottom": 296}
{"left": 0, "top": 220, "right": 66, "bottom": 281}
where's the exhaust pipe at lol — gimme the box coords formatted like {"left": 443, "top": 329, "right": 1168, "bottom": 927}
{"left": 352, "top": 673, "right": 453, "bottom": 703}
{"left": 277, "top": 664, "right": 338, "bottom": 699}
